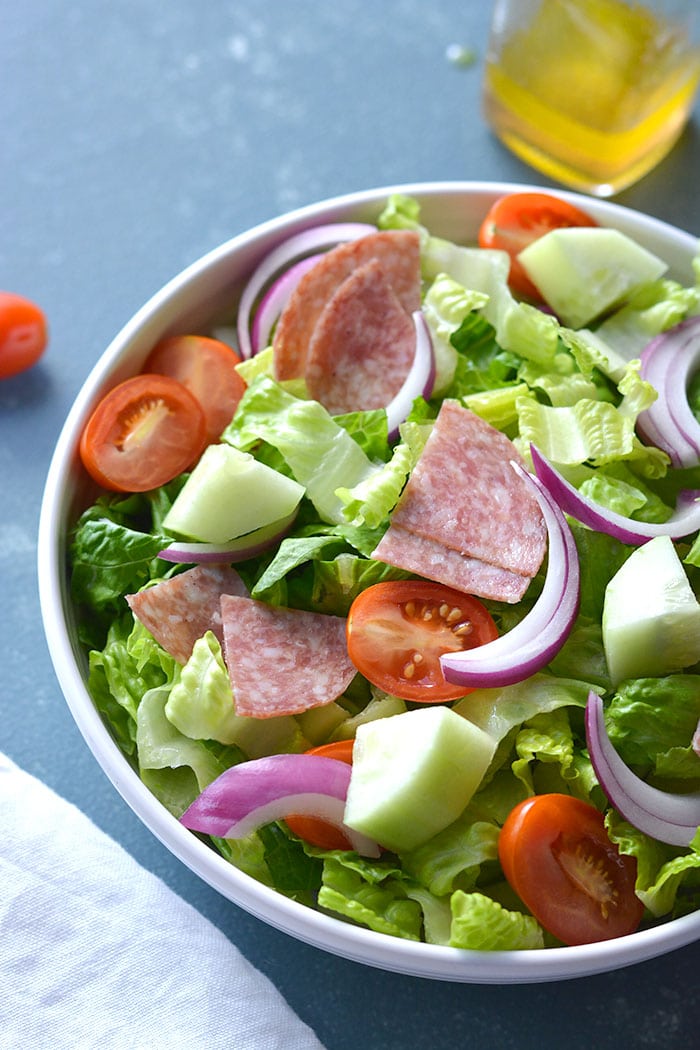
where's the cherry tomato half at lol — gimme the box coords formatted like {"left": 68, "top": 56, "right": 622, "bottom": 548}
{"left": 144, "top": 334, "right": 246, "bottom": 445}
{"left": 79, "top": 373, "right": 207, "bottom": 492}
{"left": 498, "top": 793, "right": 644, "bottom": 946}
{"left": 0, "top": 291, "right": 48, "bottom": 379}
{"left": 346, "top": 581, "right": 498, "bottom": 703}
{"left": 478, "top": 192, "right": 597, "bottom": 300}
{"left": 285, "top": 740, "right": 355, "bottom": 850}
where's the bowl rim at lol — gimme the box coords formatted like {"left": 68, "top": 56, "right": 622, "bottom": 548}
{"left": 38, "top": 179, "right": 700, "bottom": 983}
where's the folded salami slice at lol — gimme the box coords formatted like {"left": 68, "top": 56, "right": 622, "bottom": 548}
{"left": 372, "top": 401, "right": 547, "bottom": 603}
{"left": 126, "top": 564, "right": 248, "bottom": 664}
{"left": 304, "top": 258, "right": 416, "bottom": 414}
{"left": 371, "top": 525, "right": 533, "bottom": 604}
{"left": 272, "top": 229, "right": 421, "bottom": 381}
{"left": 220, "top": 594, "right": 356, "bottom": 718}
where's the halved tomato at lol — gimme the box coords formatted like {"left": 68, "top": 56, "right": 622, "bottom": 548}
{"left": 144, "top": 334, "right": 246, "bottom": 444}
{"left": 478, "top": 192, "right": 597, "bottom": 300}
{"left": 79, "top": 373, "right": 207, "bottom": 492}
{"left": 498, "top": 793, "right": 644, "bottom": 946}
{"left": 346, "top": 580, "right": 498, "bottom": 703}
{"left": 285, "top": 740, "right": 355, "bottom": 850}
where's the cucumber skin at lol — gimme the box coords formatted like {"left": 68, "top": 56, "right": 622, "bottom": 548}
{"left": 343, "top": 706, "right": 496, "bottom": 853}
{"left": 517, "top": 227, "right": 667, "bottom": 329}
{"left": 162, "top": 443, "right": 304, "bottom": 543}
{"left": 602, "top": 536, "right": 700, "bottom": 685}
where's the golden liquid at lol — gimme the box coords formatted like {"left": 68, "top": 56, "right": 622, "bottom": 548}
{"left": 483, "top": 0, "right": 700, "bottom": 196}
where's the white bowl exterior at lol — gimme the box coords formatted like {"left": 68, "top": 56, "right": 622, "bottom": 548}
{"left": 38, "top": 181, "right": 700, "bottom": 983}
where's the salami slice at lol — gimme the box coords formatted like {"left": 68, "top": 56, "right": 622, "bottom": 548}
{"left": 371, "top": 525, "right": 534, "bottom": 604}
{"left": 371, "top": 401, "right": 547, "bottom": 603}
{"left": 220, "top": 594, "right": 356, "bottom": 718}
{"left": 304, "top": 258, "right": 416, "bottom": 414}
{"left": 272, "top": 229, "right": 421, "bottom": 381}
{"left": 126, "top": 564, "right": 248, "bottom": 664}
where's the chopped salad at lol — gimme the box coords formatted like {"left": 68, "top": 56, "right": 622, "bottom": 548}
{"left": 70, "top": 191, "right": 700, "bottom": 951}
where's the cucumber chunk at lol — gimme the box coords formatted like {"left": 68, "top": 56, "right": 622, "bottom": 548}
{"left": 602, "top": 535, "right": 700, "bottom": 685}
{"left": 517, "top": 227, "right": 667, "bottom": 329}
{"left": 163, "top": 443, "right": 304, "bottom": 543}
{"left": 343, "top": 706, "right": 496, "bottom": 853}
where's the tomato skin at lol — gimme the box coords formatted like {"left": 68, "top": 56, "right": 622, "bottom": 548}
{"left": 79, "top": 373, "right": 207, "bottom": 492}
{"left": 285, "top": 740, "right": 355, "bottom": 850}
{"left": 346, "top": 580, "right": 498, "bottom": 703}
{"left": 478, "top": 192, "right": 597, "bottom": 300}
{"left": 498, "top": 793, "right": 644, "bottom": 946}
{"left": 144, "top": 335, "right": 246, "bottom": 444}
{"left": 0, "top": 291, "right": 48, "bottom": 379}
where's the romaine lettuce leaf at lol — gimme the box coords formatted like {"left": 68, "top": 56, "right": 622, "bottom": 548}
{"left": 222, "top": 376, "right": 382, "bottom": 524}
{"left": 318, "top": 857, "right": 424, "bottom": 940}
{"left": 449, "top": 891, "right": 544, "bottom": 950}
{"left": 401, "top": 814, "right": 500, "bottom": 896}
{"left": 605, "top": 676, "right": 700, "bottom": 783}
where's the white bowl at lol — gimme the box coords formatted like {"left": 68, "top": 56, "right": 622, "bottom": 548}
{"left": 38, "top": 181, "right": 700, "bottom": 983}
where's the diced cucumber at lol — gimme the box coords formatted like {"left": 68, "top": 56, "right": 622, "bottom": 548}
{"left": 602, "top": 535, "right": 700, "bottom": 685}
{"left": 162, "top": 443, "right": 304, "bottom": 543}
{"left": 517, "top": 227, "right": 667, "bottom": 329}
{"left": 343, "top": 706, "right": 496, "bottom": 853}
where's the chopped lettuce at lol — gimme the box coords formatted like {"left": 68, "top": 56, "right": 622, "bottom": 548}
{"left": 449, "top": 891, "right": 545, "bottom": 950}
{"left": 222, "top": 375, "right": 383, "bottom": 524}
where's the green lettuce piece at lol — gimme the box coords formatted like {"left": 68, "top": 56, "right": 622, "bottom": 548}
{"left": 449, "top": 891, "right": 544, "bottom": 950}
{"left": 444, "top": 311, "right": 520, "bottom": 401}
{"left": 590, "top": 278, "right": 700, "bottom": 377}
{"left": 249, "top": 523, "right": 409, "bottom": 614}
{"left": 330, "top": 690, "right": 408, "bottom": 741}
{"left": 213, "top": 832, "right": 276, "bottom": 889}
{"left": 607, "top": 813, "right": 700, "bottom": 918}
{"left": 512, "top": 708, "right": 579, "bottom": 794}
{"left": 70, "top": 511, "right": 171, "bottom": 631}
{"left": 87, "top": 614, "right": 180, "bottom": 756}
{"left": 377, "top": 192, "right": 427, "bottom": 239}
{"left": 401, "top": 815, "right": 500, "bottom": 897}
{"left": 164, "top": 632, "right": 307, "bottom": 757}
{"left": 335, "top": 436, "right": 416, "bottom": 528}
{"left": 137, "top": 685, "right": 241, "bottom": 815}
{"left": 453, "top": 674, "right": 594, "bottom": 745}
{"left": 255, "top": 823, "right": 323, "bottom": 906}
{"left": 546, "top": 618, "right": 610, "bottom": 691}
{"left": 421, "top": 272, "right": 489, "bottom": 394}
{"left": 402, "top": 885, "right": 453, "bottom": 945}
{"left": 606, "top": 676, "right": 700, "bottom": 783}
{"left": 515, "top": 394, "right": 668, "bottom": 476}
{"left": 308, "top": 553, "right": 410, "bottom": 617}
{"left": 421, "top": 240, "right": 560, "bottom": 366}
{"left": 318, "top": 857, "right": 423, "bottom": 940}
{"left": 463, "top": 383, "right": 534, "bottom": 430}
{"left": 222, "top": 376, "right": 381, "bottom": 524}
{"left": 518, "top": 356, "right": 600, "bottom": 407}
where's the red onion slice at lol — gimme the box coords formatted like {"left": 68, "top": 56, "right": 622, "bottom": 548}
{"left": 531, "top": 444, "right": 700, "bottom": 545}
{"left": 180, "top": 753, "right": 380, "bottom": 857}
{"left": 250, "top": 254, "right": 322, "bottom": 355}
{"left": 385, "top": 311, "right": 436, "bottom": 440}
{"left": 159, "top": 510, "right": 297, "bottom": 564}
{"left": 236, "top": 222, "right": 377, "bottom": 358}
{"left": 585, "top": 691, "right": 700, "bottom": 847}
{"left": 440, "top": 462, "right": 580, "bottom": 688}
{"left": 638, "top": 317, "right": 700, "bottom": 468}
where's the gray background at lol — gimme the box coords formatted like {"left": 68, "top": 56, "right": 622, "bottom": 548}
{"left": 3, "top": 3, "right": 700, "bottom": 1047}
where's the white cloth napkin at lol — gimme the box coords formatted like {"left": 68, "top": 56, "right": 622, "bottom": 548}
{"left": 0, "top": 752, "right": 326, "bottom": 1050}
